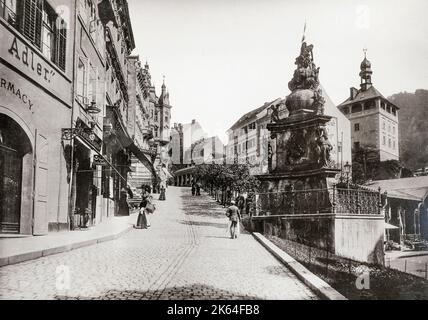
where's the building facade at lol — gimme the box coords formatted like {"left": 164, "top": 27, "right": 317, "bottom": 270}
{"left": 337, "top": 53, "right": 400, "bottom": 162}
{"left": 127, "top": 56, "right": 168, "bottom": 192}
{"left": 226, "top": 99, "right": 283, "bottom": 175}
{"left": 0, "top": 0, "right": 172, "bottom": 235}
{"left": 0, "top": 0, "right": 75, "bottom": 234}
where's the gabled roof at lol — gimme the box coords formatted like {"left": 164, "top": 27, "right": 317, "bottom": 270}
{"left": 365, "top": 176, "right": 428, "bottom": 201}
{"left": 228, "top": 98, "right": 281, "bottom": 131}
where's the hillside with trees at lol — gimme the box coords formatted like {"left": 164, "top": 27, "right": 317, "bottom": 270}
{"left": 389, "top": 89, "right": 428, "bottom": 170}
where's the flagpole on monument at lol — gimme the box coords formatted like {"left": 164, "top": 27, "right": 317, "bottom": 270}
{"left": 301, "top": 20, "right": 307, "bottom": 43}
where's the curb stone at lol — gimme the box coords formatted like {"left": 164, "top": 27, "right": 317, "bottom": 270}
{"left": 253, "top": 232, "right": 347, "bottom": 300}
{"left": 0, "top": 225, "right": 133, "bottom": 268}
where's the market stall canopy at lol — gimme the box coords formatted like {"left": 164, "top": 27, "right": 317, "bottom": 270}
{"left": 384, "top": 222, "right": 399, "bottom": 230}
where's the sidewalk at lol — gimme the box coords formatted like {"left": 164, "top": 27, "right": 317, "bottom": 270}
{"left": 0, "top": 211, "right": 139, "bottom": 267}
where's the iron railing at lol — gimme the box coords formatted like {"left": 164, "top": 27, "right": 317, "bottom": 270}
{"left": 252, "top": 185, "right": 384, "bottom": 216}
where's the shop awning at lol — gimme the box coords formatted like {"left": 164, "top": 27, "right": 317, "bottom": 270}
{"left": 75, "top": 136, "right": 128, "bottom": 183}
{"left": 385, "top": 222, "right": 399, "bottom": 230}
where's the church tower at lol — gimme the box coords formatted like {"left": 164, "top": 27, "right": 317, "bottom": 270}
{"left": 338, "top": 51, "right": 399, "bottom": 162}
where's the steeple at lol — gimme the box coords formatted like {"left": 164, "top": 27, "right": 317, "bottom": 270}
{"left": 161, "top": 75, "right": 166, "bottom": 92}
{"left": 159, "top": 75, "right": 170, "bottom": 105}
{"left": 359, "top": 48, "right": 373, "bottom": 91}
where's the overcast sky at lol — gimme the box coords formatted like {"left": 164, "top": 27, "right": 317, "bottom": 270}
{"left": 128, "top": 0, "right": 428, "bottom": 143}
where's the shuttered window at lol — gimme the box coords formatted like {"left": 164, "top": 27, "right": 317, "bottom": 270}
{"left": 21, "top": 0, "right": 43, "bottom": 49}
{"left": 17, "top": 0, "right": 67, "bottom": 71}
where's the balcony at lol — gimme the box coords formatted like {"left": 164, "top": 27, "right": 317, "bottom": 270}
{"left": 97, "top": 0, "right": 118, "bottom": 27}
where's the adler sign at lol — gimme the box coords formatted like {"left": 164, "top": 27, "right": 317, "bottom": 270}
{"left": 0, "top": 21, "right": 71, "bottom": 106}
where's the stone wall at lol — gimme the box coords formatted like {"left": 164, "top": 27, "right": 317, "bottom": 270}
{"left": 249, "top": 212, "right": 385, "bottom": 265}
{"left": 334, "top": 214, "right": 385, "bottom": 265}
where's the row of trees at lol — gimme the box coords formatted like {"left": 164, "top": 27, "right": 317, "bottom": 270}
{"left": 192, "top": 163, "right": 260, "bottom": 206}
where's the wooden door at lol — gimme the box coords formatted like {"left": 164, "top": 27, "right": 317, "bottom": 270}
{"left": 33, "top": 130, "right": 49, "bottom": 235}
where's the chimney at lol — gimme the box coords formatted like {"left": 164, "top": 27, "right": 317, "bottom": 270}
{"left": 350, "top": 87, "right": 358, "bottom": 100}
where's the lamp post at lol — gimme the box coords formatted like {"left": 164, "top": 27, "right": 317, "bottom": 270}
{"left": 344, "top": 161, "right": 351, "bottom": 189}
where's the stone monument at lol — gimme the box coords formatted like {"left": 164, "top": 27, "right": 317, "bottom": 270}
{"left": 253, "top": 41, "right": 385, "bottom": 265}
{"left": 257, "top": 40, "right": 340, "bottom": 215}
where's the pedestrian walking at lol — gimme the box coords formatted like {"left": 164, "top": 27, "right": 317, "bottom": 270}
{"left": 236, "top": 193, "right": 245, "bottom": 215}
{"left": 135, "top": 186, "right": 154, "bottom": 229}
{"left": 118, "top": 185, "right": 133, "bottom": 216}
{"left": 226, "top": 200, "right": 241, "bottom": 239}
{"left": 226, "top": 187, "right": 232, "bottom": 205}
{"left": 246, "top": 191, "right": 254, "bottom": 217}
{"left": 191, "top": 180, "right": 196, "bottom": 196}
{"left": 158, "top": 163, "right": 173, "bottom": 201}
{"left": 195, "top": 181, "right": 201, "bottom": 196}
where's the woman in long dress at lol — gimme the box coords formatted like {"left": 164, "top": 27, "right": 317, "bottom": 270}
{"left": 135, "top": 187, "right": 152, "bottom": 229}
{"left": 158, "top": 164, "right": 173, "bottom": 201}
{"left": 118, "top": 186, "right": 133, "bottom": 216}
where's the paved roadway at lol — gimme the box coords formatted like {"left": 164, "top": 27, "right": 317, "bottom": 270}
{"left": 0, "top": 187, "right": 317, "bottom": 300}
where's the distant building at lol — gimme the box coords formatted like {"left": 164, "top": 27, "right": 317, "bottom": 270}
{"left": 338, "top": 52, "right": 400, "bottom": 162}
{"left": 190, "top": 136, "right": 224, "bottom": 165}
{"left": 226, "top": 98, "right": 283, "bottom": 175}
{"left": 366, "top": 176, "right": 428, "bottom": 243}
{"left": 226, "top": 89, "right": 352, "bottom": 176}
{"left": 169, "top": 120, "right": 225, "bottom": 186}
{"left": 169, "top": 119, "right": 208, "bottom": 168}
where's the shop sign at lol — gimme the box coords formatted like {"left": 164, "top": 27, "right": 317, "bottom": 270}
{"left": 79, "top": 128, "right": 102, "bottom": 152}
{"left": 93, "top": 155, "right": 108, "bottom": 167}
{"left": 0, "top": 77, "right": 35, "bottom": 110}
{"left": 0, "top": 23, "right": 71, "bottom": 104}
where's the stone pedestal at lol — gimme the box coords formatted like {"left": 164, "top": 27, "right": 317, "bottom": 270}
{"left": 257, "top": 111, "right": 340, "bottom": 216}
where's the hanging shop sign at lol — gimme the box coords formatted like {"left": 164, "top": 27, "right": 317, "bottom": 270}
{"left": 61, "top": 120, "right": 102, "bottom": 152}
{"left": 93, "top": 155, "right": 108, "bottom": 167}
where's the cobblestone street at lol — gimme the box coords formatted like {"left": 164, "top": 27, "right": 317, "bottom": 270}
{"left": 0, "top": 187, "right": 317, "bottom": 300}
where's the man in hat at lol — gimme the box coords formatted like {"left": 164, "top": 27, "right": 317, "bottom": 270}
{"left": 226, "top": 200, "right": 241, "bottom": 239}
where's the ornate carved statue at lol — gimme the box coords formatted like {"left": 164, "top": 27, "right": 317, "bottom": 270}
{"left": 270, "top": 104, "right": 280, "bottom": 123}
{"left": 286, "top": 41, "right": 325, "bottom": 115}
{"left": 285, "top": 131, "right": 306, "bottom": 164}
{"left": 313, "top": 88, "right": 326, "bottom": 115}
{"left": 313, "top": 128, "right": 332, "bottom": 167}
{"left": 268, "top": 142, "right": 273, "bottom": 171}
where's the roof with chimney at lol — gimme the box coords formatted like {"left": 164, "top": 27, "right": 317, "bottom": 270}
{"left": 338, "top": 86, "right": 387, "bottom": 107}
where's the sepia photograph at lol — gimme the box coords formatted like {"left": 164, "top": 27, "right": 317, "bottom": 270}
{"left": 0, "top": 0, "right": 427, "bottom": 311}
